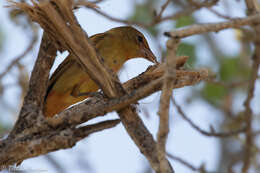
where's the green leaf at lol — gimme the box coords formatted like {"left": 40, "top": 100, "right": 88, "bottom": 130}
{"left": 175, "top": 16, "right": 194, "bottom": 28}
{"left": 128, "top": 1, "right": 158, "bottom": 36}
{"left": 176, "top": 43, "right": 196, "bottom": 66}
{"left": 219, "top": 56, "right": 251, "bottom": 82}
{"left": 202, "top": 83, "right": 227, "bottom": 105}
{"left": 0, "top": 28, "right": 3, "bottom": 51}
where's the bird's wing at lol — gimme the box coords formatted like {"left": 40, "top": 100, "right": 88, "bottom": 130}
{"left": 44, "top": 32, "right": 108, "bottom": 101}
{"left": 44, "top": 56, "right": 77, "bottom": 101}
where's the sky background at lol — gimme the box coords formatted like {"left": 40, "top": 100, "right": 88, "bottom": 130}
{"left": 0, "top": 0, "right": 259, "bottom": 173}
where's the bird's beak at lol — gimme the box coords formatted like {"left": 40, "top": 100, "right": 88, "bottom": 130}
{"left": 142, "top": 47, "right": 158, "bottom": 64}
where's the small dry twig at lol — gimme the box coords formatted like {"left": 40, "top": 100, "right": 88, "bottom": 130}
{"left": 87, "top": 0, "right": 218, "bottom": 28}
{"left": 155, "top": 0, "right": 171, "bottom": 21}
{"left": 172, "top": 98, "right": 246, "bottom": 138}
{"left": 167, "top": 153, "right": 216, "bottom": 173}
{"left": 0, "top": 33, "right": 38, "bottom": 81}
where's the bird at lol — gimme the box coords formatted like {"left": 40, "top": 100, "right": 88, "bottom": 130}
{"left": 43, "top": 26, "right": 157, "bottom": 117}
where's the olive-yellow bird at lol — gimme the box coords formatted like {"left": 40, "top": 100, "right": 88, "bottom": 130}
{"left": 44, "top": 26, "right": 157, "bottom": 117}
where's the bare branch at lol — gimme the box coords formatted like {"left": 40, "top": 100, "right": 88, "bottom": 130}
{"left": 158, "top": 0, "right": 218, "bottom": 23}
{"left": 156, "top": 0, "right": 171, "bottom": 21}
{"left": 86, "top": 0, "right": 218, "bottom": 28}
{"left": 242, "top": 1, "right": 260, "bottom": 172}
{"left": 157, "top": 38, "right": 179, "bottom": 172}
{"left": 172, "top": 98, "right": 246, "bottom": 138}
{"left": 8, "top": 32, "right": 57, "bottom": 139}
{"left": 0, "top": 119, "right": 120, "bottom": 167}
{"left": 7, "top": 1, "right": 176, "bottom": 172}
{"left": 167, "top": 153, "right": 217, "bottom": 173}
{"left": 208, "top": 8, "right": 232, "bottom": 20}
{"left": 0, "top": 33, "right": 38, "bottom": 81}
{"left": 165, "top": 14, "right": 260, "bottom": 38}
{"left": 168, "top": 153, "right": 199, "bottom": 172}
{"left": 48, "top": 61, "right": 207, "bottom": 128}
{"left": 44, "top": 155, "right": 65, "bottom": 173}
{"left": 2, "top": 1, "right": 215, "bottom": 172}
{"left": 242, "top": 53, "right": 260, "bottom": 172}
{"left": 0, "top": 57, "right": 208, "bottom": 168}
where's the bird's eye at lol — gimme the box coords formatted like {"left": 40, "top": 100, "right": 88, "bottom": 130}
{"left": 137, "top": 35, "right": 143, "bottom": 42}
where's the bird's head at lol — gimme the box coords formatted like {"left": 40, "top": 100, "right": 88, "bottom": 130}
{"left": 107, "top": 26, "right": 158, "bottom": 64}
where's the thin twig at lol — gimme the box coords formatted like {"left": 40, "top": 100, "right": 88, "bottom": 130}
{"left": 158, "top": 0, "right": 218, "bottom": 23}
{"left": 207, "top": 79, "right": 249, "bottom": 88}
{"left": 87, "top": 0, "right": 218, "bottom": 28}
{"left": 89, "top": 7, "right": 147, "bottom": 27}
{"left": 208, "top": 8, "right": 232, "bottom": 20}
{"left": 242, "top": 1, "right": 260, "bottom": 172}
{"left": 241, "top": 32, "right": 259, "bottom": 173}
{"left": 156, "top": 0, "right": 171, "bottom": 21}
{"left": 172, "top": 98, "right": 246, "bottom": 138}
{"left": 168, "top": 153, "right": 198, "bottom": 171}
{"left": 165, "top": 14, "right": 260, "bottom": 38}
{"left": 44, "top": 155, "right": 65, "bottom": 173}
{"left": 0, "top": 33, "right": 38, "bottom": 81}
{"left": 167, "top": 153, "right": 218, "bottom": 173}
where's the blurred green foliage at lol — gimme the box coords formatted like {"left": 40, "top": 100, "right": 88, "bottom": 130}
{"left": 128, "top": 0, "right": 159, "bottom": 37}
{"left": 219, "top": 56, "right": 250, "bottom": 82}
{"left": 201, "top": 54, "right": 251, "bottom": 106}
{"left": 202, "top": 83, "right": 227, "bottom": 105}
{"left": 176, "top": 43, "right": 196, "bottom": 66}
{"left": 0, "top": 27, "right": 3, "bottom": 51}
{"left": 0, "top": 123, "right": 10, "bottom": 134}
{"left": 175, "top": 16, "right": 194, "bottom": 28}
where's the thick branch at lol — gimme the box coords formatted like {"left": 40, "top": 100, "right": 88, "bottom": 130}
{"left": 8, "top": 1, "right": 173, "bottom": 172}
{"left": 0, "top": 119, "right": 120, "bottom": 166}
{"left": 5, "top": 1, "right": 209, "bottom": 172}
{"left": 0, "top": 61, "right": 208, "bottom": 167}
{"left": 48, "top": 62, "right": 208, "bottom": 128}
{"left": 8, "top": 32, "right": 56, "bottom": 139}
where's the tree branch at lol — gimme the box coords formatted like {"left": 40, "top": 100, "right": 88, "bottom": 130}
{"left": 157, "top": 38, "right": 179, "bottom": 172}
{"left": 86, "top": 0, "right": 218, "bottom": 28}
{"left": 3, "top": 1, "right": 210, "bottom": 172}
{"left": 172, "top": 98, "right": 246, "bottom": 138}
{"left": 7, "top": 1, "right": 176, "bottom": 172}
{"left": 48, "top": 61, "right": 207, "bottom": 128}
{"left": 8, "top": 32, "right": 56, "bottom": 139}
{"left": 242, "top": 1, "right": 260, "bottom": 172}
{"left": 0, "top": 57, "right": 208, "bottom": 168}
{"left": 0, "top": 32, "right": 38, "bottom": 81}
{"left": 0, "top": 119, "right": 120, "bottom": 167}
{"left": 164, "top": 14, "right": 260, "bottom": 38}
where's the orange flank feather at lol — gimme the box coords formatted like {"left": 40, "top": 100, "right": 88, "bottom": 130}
{"left": 44, "top": 26, "right": 157, "bottom": 117}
